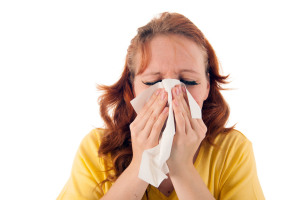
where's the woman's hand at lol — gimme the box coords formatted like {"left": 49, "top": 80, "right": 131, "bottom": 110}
{"left": 101, "top": 89, "right": 169, "bottom": 200}
{"left": 129, "top": 88, "right": 169, "bottom": 167}
{"left": 167, "top": 85, "right": 207, "bottom": 175}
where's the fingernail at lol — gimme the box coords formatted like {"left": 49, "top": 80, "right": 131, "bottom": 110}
{"left": 181, "top": 85, "right": 186, "bottom": 93}
{"left": 161, "top": 91, "right": 166, "bottom": 100}
{"left": 176, "top": 87, "right": 180, "bottom": 96}
{"left": 155, "top": 89, "right": 161, "bottom": 96}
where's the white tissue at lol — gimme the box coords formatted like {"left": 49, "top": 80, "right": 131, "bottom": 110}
{"left": 130, "top": 79, "right": 202, "bottom": 187}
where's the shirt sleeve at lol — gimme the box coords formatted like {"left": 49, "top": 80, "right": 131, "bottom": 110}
{"left": 57, "top": 129, "right": 107, "bottom": 200}
{"left": 219, "top": 140, "right": 265, "bottom": 200}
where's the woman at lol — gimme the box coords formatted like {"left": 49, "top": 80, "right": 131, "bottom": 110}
{"left": 58, "top": 12, "right": 264, "bottom": 199}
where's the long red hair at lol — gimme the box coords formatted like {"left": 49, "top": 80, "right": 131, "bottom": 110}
{"left": 97, "top": 12, "right": 233, "bottom": 189}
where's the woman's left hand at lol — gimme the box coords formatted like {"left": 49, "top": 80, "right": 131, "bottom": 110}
{"left": 167, "top": 85, "right": 207, "bottom": 175}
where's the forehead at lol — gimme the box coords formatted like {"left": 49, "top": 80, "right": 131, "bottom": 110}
{"left": 138, "top": 34, "right": 207, "bottom": 75}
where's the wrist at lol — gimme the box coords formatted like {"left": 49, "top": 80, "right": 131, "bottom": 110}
{"left": 169, "top": 162, "right": 195, "bottom": 178}
{"left": 127, "top": 161, "right": 140, "bottom": 176}
{"left": 123, "top": 161, "right": 149, "bottom": 189}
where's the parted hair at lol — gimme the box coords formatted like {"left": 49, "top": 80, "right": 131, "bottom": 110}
{"left": 96, "top": 12, "right": 233, "bottom": 191}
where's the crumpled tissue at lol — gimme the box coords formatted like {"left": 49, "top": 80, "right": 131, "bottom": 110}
{"left": 130, "top": 79, "right": 202, "bottom": 187}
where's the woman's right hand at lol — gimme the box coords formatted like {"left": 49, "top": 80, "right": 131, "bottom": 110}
{"left": 101, "top": 89, "right": 168, "bottom": 200}
{"left": 129, "top": 88, "right": 169, "bottom": 167}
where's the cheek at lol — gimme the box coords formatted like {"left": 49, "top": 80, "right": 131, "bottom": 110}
{"left": 186, "top": 86, "right": 206, "bottom": 108}
{"left": 133, "top": 79, "right": 147, "bottom": 97}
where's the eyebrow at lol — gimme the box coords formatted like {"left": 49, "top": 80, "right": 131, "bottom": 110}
{"left": 180, "top": 69, "right": 200, "bottom": 74}
{"left": 142, "top": 72, "right": 161, "bottom": 76}
{"left": 142, "top": 69, "right": 200, "bottom": 76}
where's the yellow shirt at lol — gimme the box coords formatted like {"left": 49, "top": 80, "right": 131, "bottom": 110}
{"left": 57, "top": 128, "right": 265, "bottom": 200}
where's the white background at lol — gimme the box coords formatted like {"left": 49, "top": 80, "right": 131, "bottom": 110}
{"left": 0, "top": 0, "right": 299, "bottom": 199}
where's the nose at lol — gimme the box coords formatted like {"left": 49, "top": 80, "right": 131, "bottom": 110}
{"left": 162, "top": 73, "right": 179, "bottom": 81}
{"left": 159, "top": 78, "right": 184, "bottom": 103}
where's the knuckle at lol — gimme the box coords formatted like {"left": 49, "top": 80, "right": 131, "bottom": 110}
{"left": 136, "top": 136, "right": 144, "bottom": 144}
{"left": 177, "top": 114, "right": 184, "bottom": 123}
{"left": 152, "top": 123, "right": 160, "bottom": 131}
{"left": 130, "top": 122, "right": 138, "bottom": 130}
{"left": 144, "top": 102, "right": 151, "bottom": 110}
{"left": 149, "top": 107, "right": 155, "bottom": 114}
{"left": 176, "top": 119, "right": 184, "bottom": 127}
{"left": 129, "top": 122, "right": 135, "bottom": 129}
{"left": 178, "top": 121, "right": 185, "bottom": 127}
{"left": 150, "top": 113, "right": 158, "bottom": 122}
{"left": 129, "top": 123, "right": 139, "bottom": 137}
{"left": 194, "top": 132, "right": 200, "bottom": 140}
{"left": 189, "top": 133, "right": 199, "bottom": 141}
{"left": 195, "top": 130, "right": 205, "bottom": 141}
{"left": 130, "top": 130, "right": 136, "bottom": 138}
{"left": 158, "top": 98, "right": 165, "bottom": 105}
{"left": 173, "top": 107, "right": 181, "bottom": 114}
{"left": 145, "top": 98, "right": 156, "bottom": 109}
{"left": 150, "top": 92, "right": 159, "bottom": 102}
{"left": 129, "top": 124, "right": 135, "bottom": 133}
{"left": 176, "top": 139, "right": 184, "bottom": 146}
{"left": 131, "top": 132, "right": 136, "bottom": 139}
{"left": 149, "top": 138, "right": 159, "bottom": 146}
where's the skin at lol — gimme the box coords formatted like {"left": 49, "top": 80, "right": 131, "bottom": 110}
{"left": 133, "top": 34, "right": 209, "bottom": 107}
{"left": 102, "top": 34, "right": 214, "bottom": 200}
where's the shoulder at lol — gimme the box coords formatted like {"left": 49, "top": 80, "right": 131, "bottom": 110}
{"left": 83, "top": 128, "right": 104, "bottom": 142}
{"left": 210, "top": 131, "right": 265, "bottom": 199}
{"left": 79, "top": 128, "right": 105, "bottom": 151}
{"left": 57, "top": 128, "right": 110, "bottom": 199}
{"left": 214, "top": 129, "right": 250, "bottom": 147}
{"left": 201, "top": 129, "right": 254, "bottom": 173}
{"left": 210, "top": 129, "right": 252, "bottom": 156}
{"left": 75, "top": 128, "right": 109, "bottom": 170}
{"left": 207, "top": 129, "right": 256, "bottom": 176}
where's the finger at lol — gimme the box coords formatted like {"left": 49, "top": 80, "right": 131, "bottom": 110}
{"left": 172, "top": 86, "right": 192, "bottom": 132}
{"left": 133, "top": 88, "right": 162, "bottom": 131}
{"left": 138, "top": 88, "right": 162, "bottom": 117}
{"left": 143, "top": 90, "right": 168, "bottom": 138}
{"left": 179, "top": 99, "right": 193, "bottom": 133}
{"left": 196, "top": 118, "right": 208, "bottom": 133}
{"left": 172, "top": 98, "right": 186, "bottom": 135}
{"left": 148, "top": 106, "right": 169, "bottom": 144}
{"left": 177, "top": 85, "right": 200, "bottom": 131}
{"left": 176, "top": 92, "right": 204, "bottom": 142}
{"left": 178, "top": 85, "right": 191, "bottom": 118}
{"left": 181, "top": 85, "right": 190, "bottom": 109}
{"left": 172, "top": 86, "right": 190, "bottom": 118}
{"left": 181, "top": 85, "right": 191, "bottom": 114}
{"left": 194, "top": 118, "right": 207, "bottom": 141}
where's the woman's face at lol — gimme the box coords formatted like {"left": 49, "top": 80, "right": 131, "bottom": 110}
{"left": 133, "top": 34, "right": 210, "bottom": 108}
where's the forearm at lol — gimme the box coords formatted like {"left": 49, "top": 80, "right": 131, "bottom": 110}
{"left": 169, "top": 164, "right": 215, "bottom": 200}
{"left": 101, "top": 163, "right": 148, "bottom": 200}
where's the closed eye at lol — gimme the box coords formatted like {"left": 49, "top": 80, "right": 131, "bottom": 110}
{"left": 142, "top": 79, "right": 199, "bottom": 86}
{"left": 142, "top": 80, "right": 162, "bottom": 85}
{"left": 180, "top": 79, "right": 199, "bottom": 85}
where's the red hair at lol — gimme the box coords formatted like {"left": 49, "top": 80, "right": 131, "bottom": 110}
{"left": 97, "top": 12, "right": 233, "bottom": 191}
